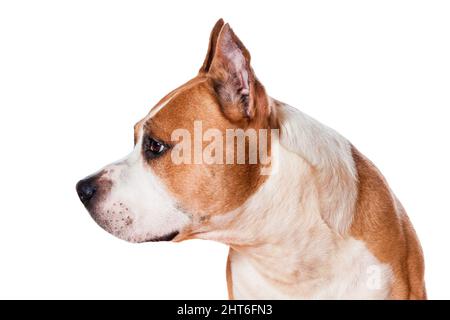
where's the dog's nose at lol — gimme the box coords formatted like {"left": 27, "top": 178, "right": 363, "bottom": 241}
{"left": 76, "top": 177, "right": 97, "bottom": 206}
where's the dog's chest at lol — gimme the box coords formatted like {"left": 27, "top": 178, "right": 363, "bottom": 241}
{"left": 229, "top": 240, "right": 393, "bottom": 299}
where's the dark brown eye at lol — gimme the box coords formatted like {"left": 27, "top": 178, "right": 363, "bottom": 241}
{"left": 143, "top": 136, "right": 168, "bottom": 160}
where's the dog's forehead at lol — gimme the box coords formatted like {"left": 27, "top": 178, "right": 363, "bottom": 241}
{"left": 138, "top": 77, "right": 230, "bottom": 142}
{"left": 133, "top": 78, "right": 203, "bottom": 141}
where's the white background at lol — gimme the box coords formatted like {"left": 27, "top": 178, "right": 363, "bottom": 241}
{"left": 0, "top": 0, "right": 449, "bottom": 299}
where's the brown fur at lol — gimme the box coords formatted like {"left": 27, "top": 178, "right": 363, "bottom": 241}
{"left": 147, "top": 79, "right": 269, "bottom": 218}
{"left": 199, "top": 18, "right": 225, "bottom": 73}
{"left": 226, "top": 248, "right": 234, "bottom": 299}
{"left": 350, "top": 146, "right": 426, "bottom": 299}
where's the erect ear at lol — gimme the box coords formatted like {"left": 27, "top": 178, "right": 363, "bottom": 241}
{"left": 206, "top": 23, "right": 269, "bottom": 124}
{"left": 199, "top": 18, "right": 225, "bottom": 73}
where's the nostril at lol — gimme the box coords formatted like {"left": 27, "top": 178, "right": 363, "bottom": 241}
{"left": 76, "top": 178, "right": 97, "bottom": 206}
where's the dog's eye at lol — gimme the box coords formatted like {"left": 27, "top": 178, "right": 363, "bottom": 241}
{"left": 143, "top": 136, "right": 168, "bottom": 159}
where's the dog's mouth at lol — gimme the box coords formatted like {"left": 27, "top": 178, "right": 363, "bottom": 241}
{"left": 145, "top": 230, "right": 180, "bottom": 242}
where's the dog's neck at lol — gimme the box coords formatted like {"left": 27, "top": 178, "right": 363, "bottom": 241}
{"left": 195, "top": 101, "right": 390, "bottom": 298}
{"left": 197, "top": 99, "right": 356, "bottom": 248}
{"left": 202, "top": 136, "right": 342, "bottom": 281}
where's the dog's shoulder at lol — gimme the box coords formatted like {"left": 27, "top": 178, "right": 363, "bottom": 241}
{"left": 350, "top": 146, "right": 426, "bottom": 299}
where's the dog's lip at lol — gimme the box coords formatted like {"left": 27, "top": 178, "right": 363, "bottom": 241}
{"left": 145, "top": 230, "right": 180, "bottom": 242}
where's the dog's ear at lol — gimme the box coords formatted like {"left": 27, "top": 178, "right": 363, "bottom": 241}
{"left": 205, "top": 23, "right": 270, "bottom": 124}
{"left": 199, "top": 18, "right": 225, "bottom": 73}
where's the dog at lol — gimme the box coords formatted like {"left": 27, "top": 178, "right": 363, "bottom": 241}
{"left": 76, "top": 19, "right": 426, "bottom": 299}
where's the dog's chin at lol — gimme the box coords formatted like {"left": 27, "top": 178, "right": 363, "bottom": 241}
{"left": 86, "top": 208, "right": 180, "bottom": 243}
{"left": 108, "top": 230, "right": 180, "bottom": 243}
{"left": 110, "top": 230, "right": 180, "bottom": 243}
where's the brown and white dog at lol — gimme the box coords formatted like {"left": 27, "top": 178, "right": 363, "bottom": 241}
{"left": 76, "top": 19, "right": 426, "bottom": 299}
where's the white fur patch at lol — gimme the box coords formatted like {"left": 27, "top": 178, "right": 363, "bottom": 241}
{"left": 277, "top": 103, "right": 357, "bottom": 234}
{"left": 230, "top": 239, "right": 392, "bottom": 299}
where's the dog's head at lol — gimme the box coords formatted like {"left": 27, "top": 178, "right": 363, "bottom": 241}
{"left": 76, "top": 19, "right": 275, "bottom": 243}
